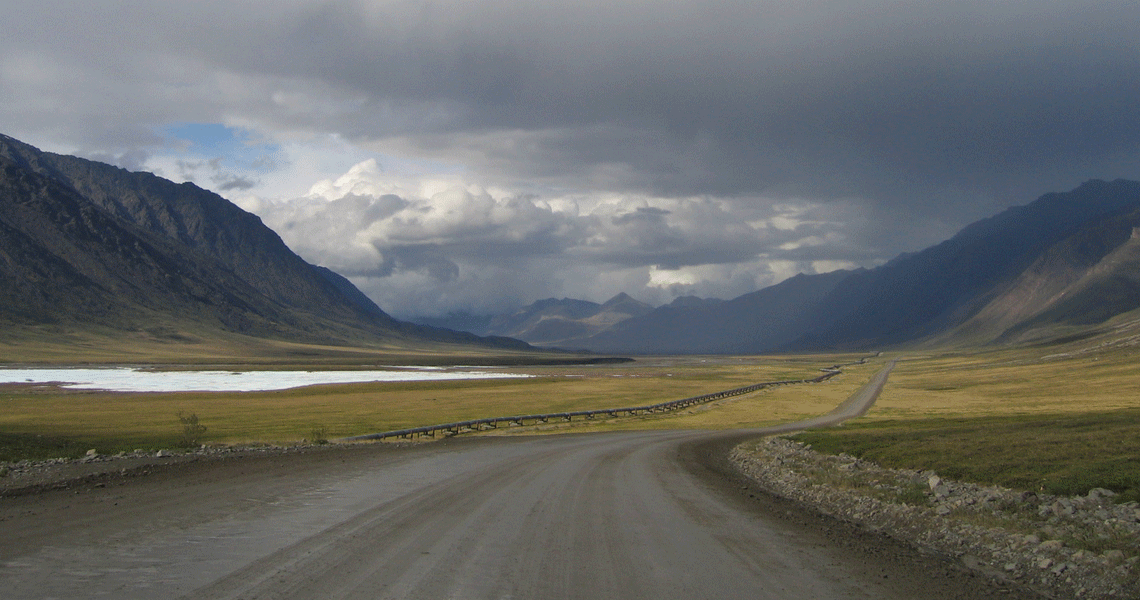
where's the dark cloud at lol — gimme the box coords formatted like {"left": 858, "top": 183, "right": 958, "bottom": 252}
{"left": 4, "top": 0, "right": 1139, "bottom": 315}
{"left": 366, "top": 244, "right": 460, "bottom": 282}
{"left": 7, "top": 2, "right": 1139, "bottom": 212}
{"left": 215, "top": 175, "right": 258, "bottom": 191}
{"left": 207, "top": 0, "right": 1140, "bottom": 210}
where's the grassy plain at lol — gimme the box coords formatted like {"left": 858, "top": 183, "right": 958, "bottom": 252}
{"left": 791, "top": 331, "right": 1140, "bottom": 501}
{"left": 793, "top": 409, "right": 1140, "bottom": 501}
{"left": 4, "top": 323, "right": 1138, "bottom": 504}
{"left": 0, "top": 354, "right": 870, "bottom": 460}
{"left": 870, "top": 348, "right": 1139, "bottom": 419}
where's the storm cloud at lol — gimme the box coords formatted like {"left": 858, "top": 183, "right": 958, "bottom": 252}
{"left": 4, "top": 0, "right": 1139, "bottom": 316}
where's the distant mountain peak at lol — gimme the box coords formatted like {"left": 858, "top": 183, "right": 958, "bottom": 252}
{"left": 602, "top": 292, "right": 635, "bottom": 304}
{"left": 600, "top": 292, "right": 646, "bottom": 307}
{"left": 600, "top": 292, "right": 653, "bottom": 315}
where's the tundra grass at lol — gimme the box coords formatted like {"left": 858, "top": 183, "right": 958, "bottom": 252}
{"left": 487, "top": 360, "right": 877, "bottom": 434}
{"left": 0, "top": 355, "right": 854, "bottom": 459}
{"left": 790, "top": 409, "right": 1140, "bottom": 502}
{"left": 789, "top": 342, "right": 1140, "bottom": 502}
{"left": 870, "top": 346, "right": 1139, "bottom": 419}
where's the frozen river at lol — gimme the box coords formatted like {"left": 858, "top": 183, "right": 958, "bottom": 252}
{"left": 0, "top": 366, "right": 533, "bottom": 393}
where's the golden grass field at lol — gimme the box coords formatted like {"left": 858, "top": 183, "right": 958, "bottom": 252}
{"left": 2, "top": 320, "right": 1138, "bottom": 502}
{"left": 792, "top": 326, "right": 1140, "bottom": 500}
{"left": 0, "top": 353, "right": 870, "bottom": 454}
{"left": 2, "top": 340, "right": 1137, "bottom": 450}
{"left": 872, "top": 349, "right": 1140, "bottom": 419}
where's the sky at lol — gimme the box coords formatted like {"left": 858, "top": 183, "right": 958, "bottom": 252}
{"left": 3, "top": 1, "right": 1139, "bottom": 319}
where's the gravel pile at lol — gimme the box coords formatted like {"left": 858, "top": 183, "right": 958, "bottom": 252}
{"left": 732, "top": 437, "right": 1140, "bottom": 600}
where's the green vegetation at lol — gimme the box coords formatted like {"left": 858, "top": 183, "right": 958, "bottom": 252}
{"left": 792, "top": 335, "right": 1140, "bottom": 503}
{"left": 176, "top": 411, "right": 208, "bottom": 448}
{"left": 0, "top": 432, "right": 105, "bottom": 463}
{"left": 872, "top": 342, "right": 1140, "bottom": 419}
{"left": 792, "top": 408, "right": 1140, "bottom": 503}
{"left": 0, "top": 355, "right": 861, "bottom": 460}
{"left": 309, "top": 425, "right": 330, "bottom": 445}
{"left": 4, "top": 323, "right": 1138, "bottom": 514}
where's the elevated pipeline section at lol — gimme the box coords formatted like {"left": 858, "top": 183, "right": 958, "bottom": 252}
{"left": 341, "top": 355, "right": 877, "bottom": 442}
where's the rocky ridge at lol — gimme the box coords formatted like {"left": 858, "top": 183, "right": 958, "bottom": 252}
{"left": 733, "top": 437, "right": 1140, "bottom": 599}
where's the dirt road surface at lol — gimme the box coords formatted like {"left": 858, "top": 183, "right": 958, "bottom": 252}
{"left": 0, "top": 362, "right": 1035, "bottom": 599}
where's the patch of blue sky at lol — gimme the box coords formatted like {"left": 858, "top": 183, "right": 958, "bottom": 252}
{"left": 160, "top": 122, "right": 283, "bottom": 173}
{"left": 154, "top": 123, "right": 474, "bottom": 199}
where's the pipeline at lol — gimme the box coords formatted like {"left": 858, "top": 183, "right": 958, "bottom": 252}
{"left": 341, "top": 355, "right": 876, "bottom": 442}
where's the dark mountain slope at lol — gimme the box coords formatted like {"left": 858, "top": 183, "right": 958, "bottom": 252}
{"left": 0, "top": 134, "right": 392, "bottom": 329}
{"left": 0, "top": 134, "right": 529, "bottom": 351}
{"left": 1033, "top": 227, "right": 1140, "bottom": 326}
{"left": 0, "top": 156, "right": 297, "bottom": 336}
{"left": 562, "top": 179, "right": 1140, "bottom": 354}
{"left": 312, "top": 265, "right": 392, "bottom": 323}
{"left": 787, "top": 179, "right": 1140, "bottom": 349}
{"left": 985, "top": 220, "right": 1140, "bottom": 343}
{"left": 576, "top": 270, "right": 853, "bottom": 353}
{"left": 948, "top": 207, "right": 1140, "bottom": 343}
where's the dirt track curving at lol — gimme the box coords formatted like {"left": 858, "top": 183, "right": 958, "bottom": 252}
{"left": 0, "top": 361, "right": 1038, "bottom": 599}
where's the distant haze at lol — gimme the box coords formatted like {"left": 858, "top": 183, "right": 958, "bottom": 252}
{"left": 5, "top": 1, "right": 1139, "bottom": 318}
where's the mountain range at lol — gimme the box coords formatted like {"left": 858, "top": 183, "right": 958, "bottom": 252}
{"left": 5, "top": 131, "right": 1140, "bottom": 357}
{"left": 0, "top": 133, "right": 528, "bottom": 355}
{"left": 417, "top": 179, "right": 1140, "bottom": 353}
{"left": 414, "top": 293, "right": 656, "bottom": 346}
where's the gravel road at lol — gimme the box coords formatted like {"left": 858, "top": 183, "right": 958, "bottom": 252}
{"left": 0, "top": 362, "right": 1036, "bottom": 599}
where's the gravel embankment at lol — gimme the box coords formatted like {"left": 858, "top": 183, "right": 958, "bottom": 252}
{"left": 732, "top": 437, "right": 1140, "bottom": 599}
{"left": 9, "top": 431, "right": 1136, "bottom": 598}
{"left": 0, "top": 443, "right": 351, "bottom": 496}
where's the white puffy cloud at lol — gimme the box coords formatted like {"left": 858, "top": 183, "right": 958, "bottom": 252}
{"left": 246, "top": 160, "right": 860, "bottom": 317}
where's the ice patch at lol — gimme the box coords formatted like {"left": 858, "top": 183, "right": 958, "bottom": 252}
{"left": 0, "top": 367, "right": 532, "bottom": 393}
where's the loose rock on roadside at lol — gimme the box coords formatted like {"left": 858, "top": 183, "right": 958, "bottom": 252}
{"left": 732, "top": 437, "right": 1140, "bottom": 600}
{"left": 0, "top": 442, "right": 352, "bottom": 497}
